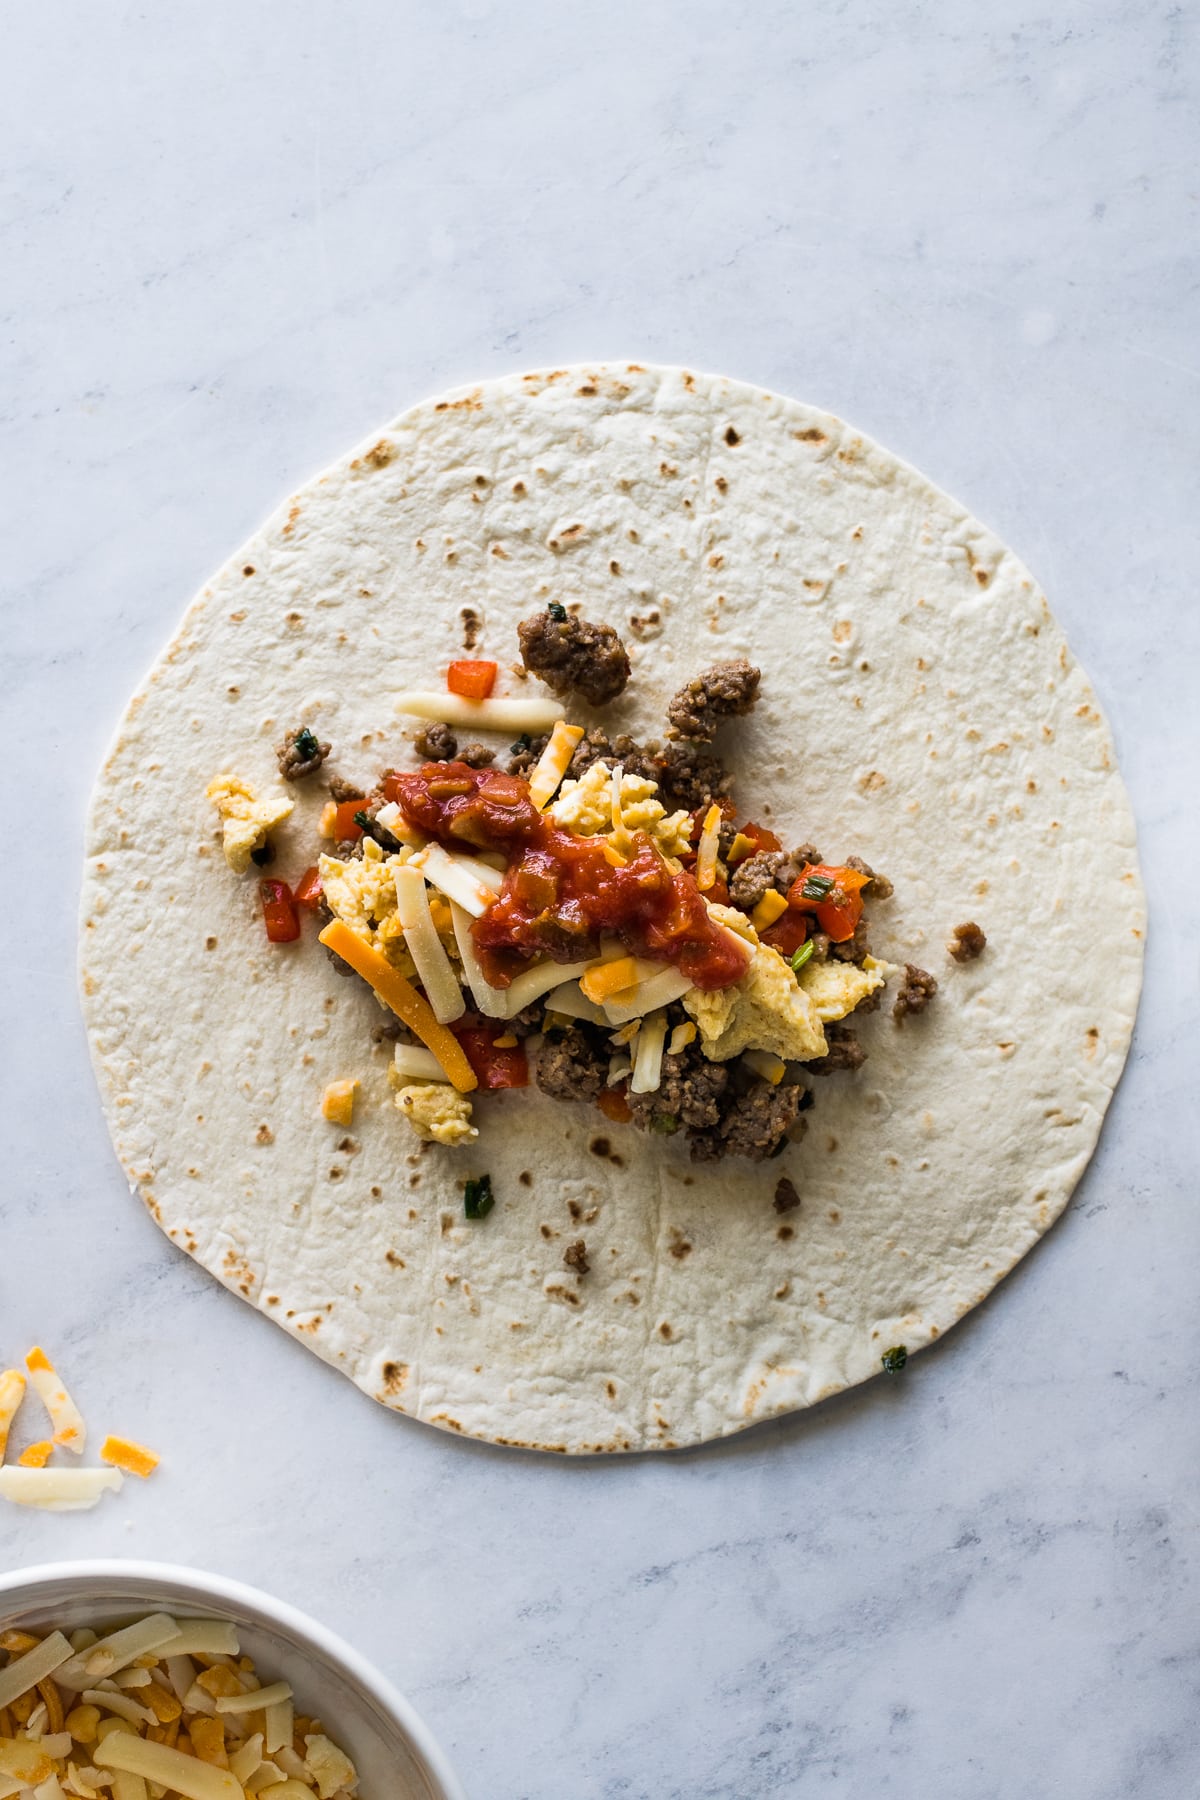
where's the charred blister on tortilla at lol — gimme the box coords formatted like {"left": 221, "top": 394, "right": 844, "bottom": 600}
{"left": 209, "top": 628, "right": 931, "bottom": 1164}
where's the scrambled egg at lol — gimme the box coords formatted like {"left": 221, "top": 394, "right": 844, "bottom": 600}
{"left": 206, "top": 775, "right": 294, "bottom": 873}
{"left": 799, "top": 954, "right": 893, "bottom": 1020}
{"left": 685, "top": 906, "right": 892, "bottom": 1064}
{"left": 394, "top": 1083, "right": 477, "bottom": 1146}
{"left": 318, "top": 839, "right": 416, "bottom": 971}
{"left": 548, "top": 762, "right": 693, "bottom": 861}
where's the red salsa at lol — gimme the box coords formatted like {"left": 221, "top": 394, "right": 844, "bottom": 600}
{"left": 386, "top": 764, "right": 750, "bottom": 992}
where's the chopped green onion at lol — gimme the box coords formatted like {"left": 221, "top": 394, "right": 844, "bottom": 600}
{"left": 650, "top": 1114, "right": 679, "bottom": 1134}
{"left": 294, "top": 726, "right": 321, "bottom": 760}
{"left": 789, "top": 941, "right": 814, "bottom": 973}
{"left": 353, "top": 810, "right": 373, "bottom": 831}
{"left": 547, "top": 602, "right": 568, "bottom": 622}
{"left": 464, "top": 1174, "right": 495, "bottom": 1219}
{"left": 510, "top": 732, "right": 532, "bottom": 753}
{"left": 881, "top": 1345, "right": 908, "bottom": 1374}
{"left": 801, "top": 873, "right": 834, "bottom": 901}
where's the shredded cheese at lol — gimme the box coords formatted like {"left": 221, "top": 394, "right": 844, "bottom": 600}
{"left": 502, "top": 955, "right": 595, "bottom": 1016}
{"left": 0, "top": 1634, "right": 72, "bottom": 1710}
{"left": 98, "top": 1437, "right": 160, "bottom": 1480}
{"left": 60, "top": 1616, "right": 183, "bottom": 1689}
{"left": 394, "top": 863, "right": 467, "bottom": 1024}
{"left": 392, "top": 1043, "right": 446, "bottom": 1082}
{"left": 742, "top": 1048, "right": 787, "bottom": 1085}
{"left": 214, "top": 1681, "right": 292, "bottom": 1715}
{"left": 0, "top": 1370, "right": 25, "bottom": 1463}
{"left": 371, "top": 800, "right": 424, "bottom": 846}
{"left": 17, "top": 1440, "right": 53, "bottom": 1468}
{"left": 695, "top": 804, "right": 722, "bottom": 892}
{"left": 668, "top": 1020, "right": 697, "bottom": 1055}
{"left": 24, "top": 1348, "right": 86, "bottom": 1456}
{"left": 449, "top": 902, "right": 510, "bottom": 1018}
{"left": 319, "top": 1079, "right": 357, "bottom": 1126}
{"left": 0, "top": 1467, "right": 122, "bottom": 1512}
{"left": 630, "top": 1012, "right": 669, "bottom": 1094}
{"left": 541, "top": 982, "right": 609, "bottom": 1026}
{"left": 413, "top": 843, "right": 503, "bottom": 916}
{"left": 528, "top": 721, "right": 584, "bottom": 810}
{"left": 750, "top": 890, "right": 789, "bottom": 930}
{"left": 319, "top": 920, "right": 476, "bottom": 1092}
{"left": 579, "top": 954, "right": 648, "bottom": 1003}
{"left": 601, "top": 965, "right": 695, "bottom": 1026}
{"left": 94, "top": 1733, "right": 243, "bottom": 1800}
{"left": 726, "top": 831, "right": 757, "bottom": 866}
{"left": 395, "top": 691, "right": 566, "bottom": 733}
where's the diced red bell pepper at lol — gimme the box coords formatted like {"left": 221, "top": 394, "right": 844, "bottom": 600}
{"left": 454, "top": 1024, "right": 529, "bottom": 1090}
{"left": 737, "top": 821, "right": 783, "bottom": 858}
{"left": 259, "top": 879, "right": 300, "bottom": 943}
{"left": 786, "top": 863, "right": 870, "bottom": 943}
{"left": 596, "top": 1084, "right": 632, "bottom": 1124}
{"left": 446, "top": 659, "right": 498, "bottom": 701}
{"left": 705, "top": 874, "right": 731, "bottom": 907}
{"left": 332, "top": 800, "right": 365, "bottom": 842}
{"left": 761, "top": 910, "right": 809, "bottom": 957}
{"left": 293, "top": 865, "right": 323, "bottom": 911}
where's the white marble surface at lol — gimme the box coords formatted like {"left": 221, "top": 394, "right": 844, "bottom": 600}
{"left": 2, "top": 3, "right": 1196, "bottom": 1794}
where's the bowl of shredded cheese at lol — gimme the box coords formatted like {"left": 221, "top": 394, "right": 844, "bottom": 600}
{"left": 0, "top": 1563, "right": 465, "bottom": 1800}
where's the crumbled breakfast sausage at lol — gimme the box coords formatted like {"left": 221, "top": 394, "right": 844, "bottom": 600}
{"left": 805, "top": 1024, "right": 866, "bottom": 1075}
{"left": 729, "top": 851, "right": 783, "bottom": 910}
{"left": 534, "top": 1024, "right": 609, "bottom": 1104}
{"left": 666, "top": 658, "right": 761, "bottom": 741}
{"left": 518, "top": 609, "right": 631, "bottom": 705}
{"left": 948, "top": 920, "right": 987, "bottom": 962}
{"left": 328, "top": 776, "right": 365, "bottom": 803}
{"left": 415, "top": 722, "right": 459, "bottom": 762}
{"left": 458, "top": 741, "right": 496, "bottom": 768}
{"left": 844, "top": 854, "right": 893, "bottom": 900}
{"left": 773, "top": 1176, "right": 801, "bottom": 1214}
{"left": 893, "top": 964, "right": 938, "bottom": 1022}
{"left": 275, "top": 726, "right": 331, "bottom": 781}
{"left": 506, "top": 732, "right": 549, "bottom": 776}
{"left": 655, "top": 742, "right": 737, "bottom": 812}
{"left": 689, "top": 1077, "right": 801, "bottom": 1162}
{"left": 626, "top": 1044, "right": 730, "bottom": 1134}
{"left": 563, "top": 1239, "right": 590, "bottom": 1275}
{"left": 831, "top": 919, "right": 873, "bottom": 964}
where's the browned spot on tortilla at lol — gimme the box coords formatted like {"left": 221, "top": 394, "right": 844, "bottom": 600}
{"left": 228, "top": 609, "right": 246, "bottom": 622}
{"left": 793, "top": 427, "right": 827, "bottom": 444}
{"left": 516, "top": 1170, "right": 532, "bottom": 1188}
{"left": 605, "top": 1379, "right": 617, "bottom": 1398}
{"left": 668, "top": 1230, "right": 692, "bottom": 1259}
{"left": 1085, "top": 1027, "right": 1100, "bottom": 1058}
{"left": 381, "top": 1360, "right": 407, "bottom": 1394}
{"left": 567, "top": 1199, "right": 582, "bottom": 1221}
{"left": 777, "top": 1224, "right": 795, "bottom": 1241}
{"left": 659, "top": 460, "right": 677, "bottom": 476}
{"left": 774, "top": 1281, "right": 791, "bottom": 1299}
{"left": 832, "top": 620, "right": 853, "bottom": 644}
{"left": 723, "top": 425, "right": 741, "bottom": 446}
{"left": 359, "top": 439, "right": 396, "bottom": 471}
{"left": 708, "top": 552, "right": 725, "bottom": 569}
{"left": 857, "top": 769, "right": 886, "bottom": 793}
{"left": 540, "top": 1223, "right": 555, "bottom": 1239}
{"left": 460, "top": 607, "right": 482, "bottom": 649}
{"left": 973, "top": 566, "right": 990, "bottom": 587}
{"left": 242, "top": 565, "right": 255, "bottom": 577}
{"left": 204, "top": 935, "right": 218, "bottom": 951}
{"left": 547, "top": 522, "right": 588, "bottom": 552}
{"left": 851, "top": 525, "right": 863, "bottom": 540}
{"left": 659, "top": 1322, "right": 674, "bottom": 1342}
{"left": 545, "top": 1283, "right": 580, "bottom": 1306}
{"left": 281, "top": 503, "right": 301, "bottom": 537}
{"left": 385, "top": 1249, "right": 405, "bottom": 1268}
{"left": 714, "top": 475, "right": 728, "bottom": 493}
{"left": 255, "top": 1124, "right": 274, "bottom": 1145}
{"left": 828, "top": 1206, "right": 840, "bottom": 1222}
{"left": 434, "top": 391, "right": 482, "bottom": 412}
{"left": 296, "top": 1316, "right": 321, "bottom": 1334}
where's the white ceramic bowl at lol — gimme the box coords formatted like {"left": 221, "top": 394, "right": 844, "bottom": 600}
{"left": 0, "top": 1561, "right": 466, "bottom": 1800}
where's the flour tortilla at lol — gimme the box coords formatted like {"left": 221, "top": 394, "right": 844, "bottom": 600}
{"left": 80, "top": 364, "right": 1144, "bottom": 1453}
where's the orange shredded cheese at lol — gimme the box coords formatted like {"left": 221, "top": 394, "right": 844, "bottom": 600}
{"left": 319, "top": 1080, "right": 357, "bottom": 1127}
{"left": 318, "top": 920, "right": 476, "bottom": 1092}
{"left": 0, "top": 1370, "right": 26, "bottom": 1463}
{"left": 99, "top": 1436, "right": 161, "bottom": 1479}
{"left": 750, "top": 890, "right": 789, "bottom": 930}
{"left": 695, "top": 804, "right": 722, "bottom": 891}
{"left": 580, "top": 955, "right": 641, "bottom": 1003}
{"left": 17, "top": 1440, "right": 53, "bottom": 1468}
{"left": 24, "top": 1346, "right": 86, "bottom": 1455}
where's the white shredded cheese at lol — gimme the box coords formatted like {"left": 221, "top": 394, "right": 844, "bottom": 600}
{"left": 607, "top": 1056, "right": 633, "bottom": 1087}
{"left": 263, "top": 1698, "right": 294, "bottom": 1757}
{"left": 668, "top": 1020, "right": 697, "bottom": 1055}
{"left": 0, "top": 1633, "right": 73, "bottom": 1710}
{"left": 395, "top": 691, "right": 566, "bottom": 733}
{"left": 392, "top": 1043, "right": 446, "bottom": 1082}
{"left": 0, "top": 1467, "right": 122, "bottom": 1513}
{"left": 394, "top": 865, "right": 466, "bottom": 1024}
{"left": 695, "top": 803, "right": 722, "bottom": 892}
{"left": 0, "top": 1368, "right": 26, "bottom": 1463}
{"left": 601, "top": 965, "right": 695, "bottom": 1026}
{"left": 501, "top": 955, "right": 595, "bottom": 1016}
{"left": 80, "top": 1690, "right": 155, "bottom": 1728}
{"left": 540, "top": 982, "right": 609, "bottom": 1025}
{"left": 630, "top": 1012, "right": 669, "bottom": 1093}
{"left": 413, "top": 843, "right": 503, "bottom": 915}
{"left": 372, "top": 801, "right": 423, "bottom": 845}
{"left": 215, "top": 1680, "right": 292, "bottom": 1715}
{"left": 528, "top": 721, "right": 585, "bottom": 810}
{"left": 742, "top": 1047, "right": 787, "bottom": 1085}
{"left": 160, "top": 1621, "right": 239, "bottom": 1659}
{"left": 24, "top": 1348, "right": 86, "bottom": 1455}
{"left": 449, "top": 901, "right": 510, "bottom": 1018}
{"left": 93, "top": 1732, "right": 244, "bottom": 1800}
